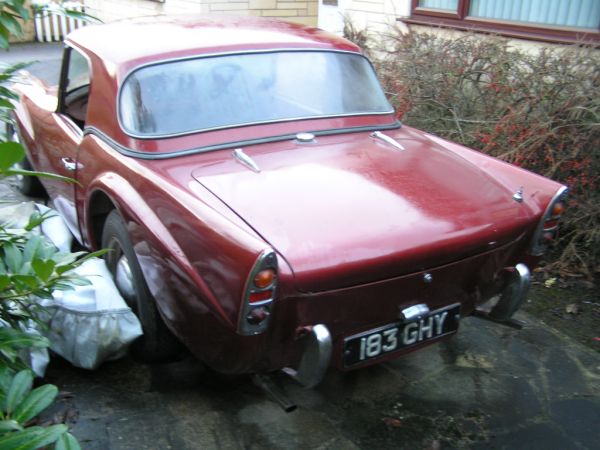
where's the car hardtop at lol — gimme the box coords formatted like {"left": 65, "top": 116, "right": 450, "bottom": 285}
{"left": 66, "top": 14, "right": 362, "bottom": 78}
{"left": 58, "top": 15, "right": 394, "bottom": 155}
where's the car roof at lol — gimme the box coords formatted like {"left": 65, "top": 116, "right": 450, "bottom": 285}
{"left": 66, "top": 14, "right": 361, "bottom": 69}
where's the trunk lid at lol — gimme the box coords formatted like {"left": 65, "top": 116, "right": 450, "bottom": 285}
{"left": 193, "top": 128, "right": 533, "bottom": 292}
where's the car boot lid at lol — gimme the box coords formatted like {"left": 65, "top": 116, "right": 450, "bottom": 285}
{"left": 192, "top": 127, "right": 536, "bottom": 292}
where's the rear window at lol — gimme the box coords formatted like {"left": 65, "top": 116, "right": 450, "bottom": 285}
{"left": 119, "top": 50, "right": 393, "bottom": 137}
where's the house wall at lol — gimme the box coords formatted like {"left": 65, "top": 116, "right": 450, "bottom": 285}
{"left": 341, "top": 0, "right": 409, "bottom": 34}
{"left": 315, "top": 0, "right": 411, "bottom": 39}
{"left": 407, "top": 24, "right": 568, "bottom": 54}
{"left": 9, "top": 0, "right": 36, "bottom": 43}
{"left": 83, "top": 0, "right": 318, "bottom": 26}
{"left": 332, "top": 0, "right": 576, "bottom": 53}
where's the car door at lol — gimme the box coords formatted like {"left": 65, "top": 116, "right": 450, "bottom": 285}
{"left": 40, "top": 46, "right": 91, "bottom": 242}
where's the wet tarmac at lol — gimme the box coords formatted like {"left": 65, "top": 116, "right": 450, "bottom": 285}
{"left": 2, "top": 43, "right": 600, "bottom": 450}
{"left": 40, "top": 313, "right": 600, "bottom": 450}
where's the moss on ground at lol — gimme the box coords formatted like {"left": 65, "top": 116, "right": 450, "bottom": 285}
{"left": 523, "top": 281, "right": 600, "bottom": 353}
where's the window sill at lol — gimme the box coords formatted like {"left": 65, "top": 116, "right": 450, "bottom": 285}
{"left": 403, "top": 14, "right": 600, "bottom": 45}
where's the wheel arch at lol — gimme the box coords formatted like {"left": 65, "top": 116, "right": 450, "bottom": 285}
{"left": 83, "top": 174, "right": 233, "bottom": 328}
{"left": 88, "top": 189, "right": 116, "bottom": 249}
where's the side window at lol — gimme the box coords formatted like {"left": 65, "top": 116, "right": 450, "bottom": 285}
{"left": 60, "top": 48, "right": 91, "bottom": 129}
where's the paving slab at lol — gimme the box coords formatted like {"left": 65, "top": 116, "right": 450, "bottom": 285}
{"left": 37, "top": 312, "right": 599, "bottom": 450}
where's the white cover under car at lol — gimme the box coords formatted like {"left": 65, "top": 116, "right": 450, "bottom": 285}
{"left": 42, "top": 258, "right": 143, "bottom": 370}
{"left": 0, "top": 202, "right": 143, "bottom": 373}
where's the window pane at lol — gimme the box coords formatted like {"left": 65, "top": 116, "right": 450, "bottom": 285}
{"left": 418, "top": 0, "right": 458, "bottom": 10}
{"left": 67, "top": 50, "right": 89, "bottom": 94}
{"left": 469, "top": 0, "right": 600, "bottom": 29}
{"left": 120, "top": 51, "right": 392, "bottom": 137}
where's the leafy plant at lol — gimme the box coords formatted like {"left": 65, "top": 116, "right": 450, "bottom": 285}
{"left": 0, "top": 1, "right": 99, "bottom": 448}
{"left": 31, "top": 1, "right": 100, "bottom": 24}
{"left": 0, "top": 206, "right": 100, "bottom": 448}
{"left": 0, "top": 209, "right": 103, "bottom": 329}
{"left": 0, "top": 0, "right": 29, "bottom": 50}
{"left": 0, "top": 368, "right": 79, "bottom": 450}
{"left": 0, "top": 211, "right": 91, "bottom": 449}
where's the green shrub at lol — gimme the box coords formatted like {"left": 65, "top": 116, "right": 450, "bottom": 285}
{"left": 0, "top": 368, "right": 79, "bottom": 450}
{"left": 0, "top": 203, "right": 93, "bottom": 450}
{"left": 0, "top": 2, "right": 99, "bottom": 448}
{"left": 376, "top": 30, "right": 600, "bottom": 277}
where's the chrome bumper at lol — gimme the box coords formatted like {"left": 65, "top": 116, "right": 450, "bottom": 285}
{"left": 474, "top": 263, "right": 531, "bottom": 328}
{"left": 283, "top": 324, "right": 332, "bottom": 388}
{"left": 489, "top": 263, "right": 531, "bottom": 321}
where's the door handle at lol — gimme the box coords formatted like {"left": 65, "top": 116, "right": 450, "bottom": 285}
{"left": 61, "top": 157, "right": 78, "bottom": 172}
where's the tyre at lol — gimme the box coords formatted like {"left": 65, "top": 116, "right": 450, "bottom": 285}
{"left": 102, "top": 210, "right": 183, "bottom": 362}
{"left": 7, "top": 123, "right": 45, "bottom": 197}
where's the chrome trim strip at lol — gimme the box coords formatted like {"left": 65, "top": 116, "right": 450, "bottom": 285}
{"left": 371, "top": 131, "right": 406, "bottom": 151}
{"left": 400, "top": 303, "right": 430, "bottom": 322}
{"left": 283, "top": 324, "right": 332, "bottom": 388}
{"left": 233, "top": 148, "right": 260, "bottom": 173}
{"left": 529, "top": 185, "right": 568, "bottom": 256}
{"left": 245, "top": 298, "right": 272, "bottom": 307}
{"left": 489, "top": 263, "right": 531, "bottom": 321}
{"left": 116, "top": 48, "right": 394, "bottom": 140}
{"left": 123, "top": 111, "right": 395, "bottom": 141}
{"left": 83, "top": 121, "right": 402, "bottom": 160}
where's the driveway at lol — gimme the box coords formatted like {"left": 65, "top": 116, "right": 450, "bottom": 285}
{"left": 2, "top": 43, "right": 599, "bottom": 450}
{"left": 40, "top": 307, "right": 600, "bottom": 450}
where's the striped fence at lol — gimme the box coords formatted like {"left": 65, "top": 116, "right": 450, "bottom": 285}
{"left": 34, "top": 1, "right": 86, "bottom": 42}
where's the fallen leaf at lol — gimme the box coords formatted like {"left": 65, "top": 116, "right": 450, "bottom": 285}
{"left": 58, "top": 391, "right": 74, "bottom": 400}
{"left": 456, "top": 352, "right": 494, "bottom": 369}
{"left": 544, "top": 277, "right": 557, "bottom": 288}
{"left": 565, "top": 303, "right": 580, "bottom": 314}
{"left": 382, "top": 417, "right": 404, "bottom": 427}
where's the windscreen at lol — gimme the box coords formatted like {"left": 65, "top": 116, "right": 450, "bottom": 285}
{"left": 119, "top": 51, "right": 393, "bottom": 137}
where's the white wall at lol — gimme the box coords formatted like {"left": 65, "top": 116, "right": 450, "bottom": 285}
{"left": 84, "top": 0, "right": 318, "bottom": 26}
{"left": 337, "top": 0, "right": 410, "bottom": 34}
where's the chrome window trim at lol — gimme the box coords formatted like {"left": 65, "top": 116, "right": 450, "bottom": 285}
{"left": 83, "top": 120, "right": 401, "bottom": 160}
{"left": 117, "top": 48, "right": 395, "bottom": 140}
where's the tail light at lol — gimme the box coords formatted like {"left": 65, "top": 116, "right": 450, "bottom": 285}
{"left": 529, "top": 186, "right": 568, "bottom": 256}
{"left": 238, "top": 249, "right": 278, "bottom": 335}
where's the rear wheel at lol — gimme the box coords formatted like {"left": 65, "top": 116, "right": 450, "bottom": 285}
{"left": 102, "top": 210, "right": 183, "bottom": 362}
{"left": 7, "top": 123, "right": 45, "bottom": 197}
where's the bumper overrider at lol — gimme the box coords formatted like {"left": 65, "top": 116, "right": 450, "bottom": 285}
{"left": 283, "top": 324, "right": 332, "bottom": 388}
{"left": 489, "top": 264, "right": 531, "bottom": 321}
{"left": 473, "top": 263, "right": 531, "bottom": 327}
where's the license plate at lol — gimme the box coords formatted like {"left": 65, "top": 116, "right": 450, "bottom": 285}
{"left": 343, "top": 303, "right": 461, "bottom": 367}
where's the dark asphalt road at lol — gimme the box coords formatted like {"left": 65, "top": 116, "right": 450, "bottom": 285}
{"left": 1, "top": 42, "right": 599, "bottom": 450}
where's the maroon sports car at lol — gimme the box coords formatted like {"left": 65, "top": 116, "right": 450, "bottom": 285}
{"left": 11, "top": 15, "right": 566, "bottom": 387}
